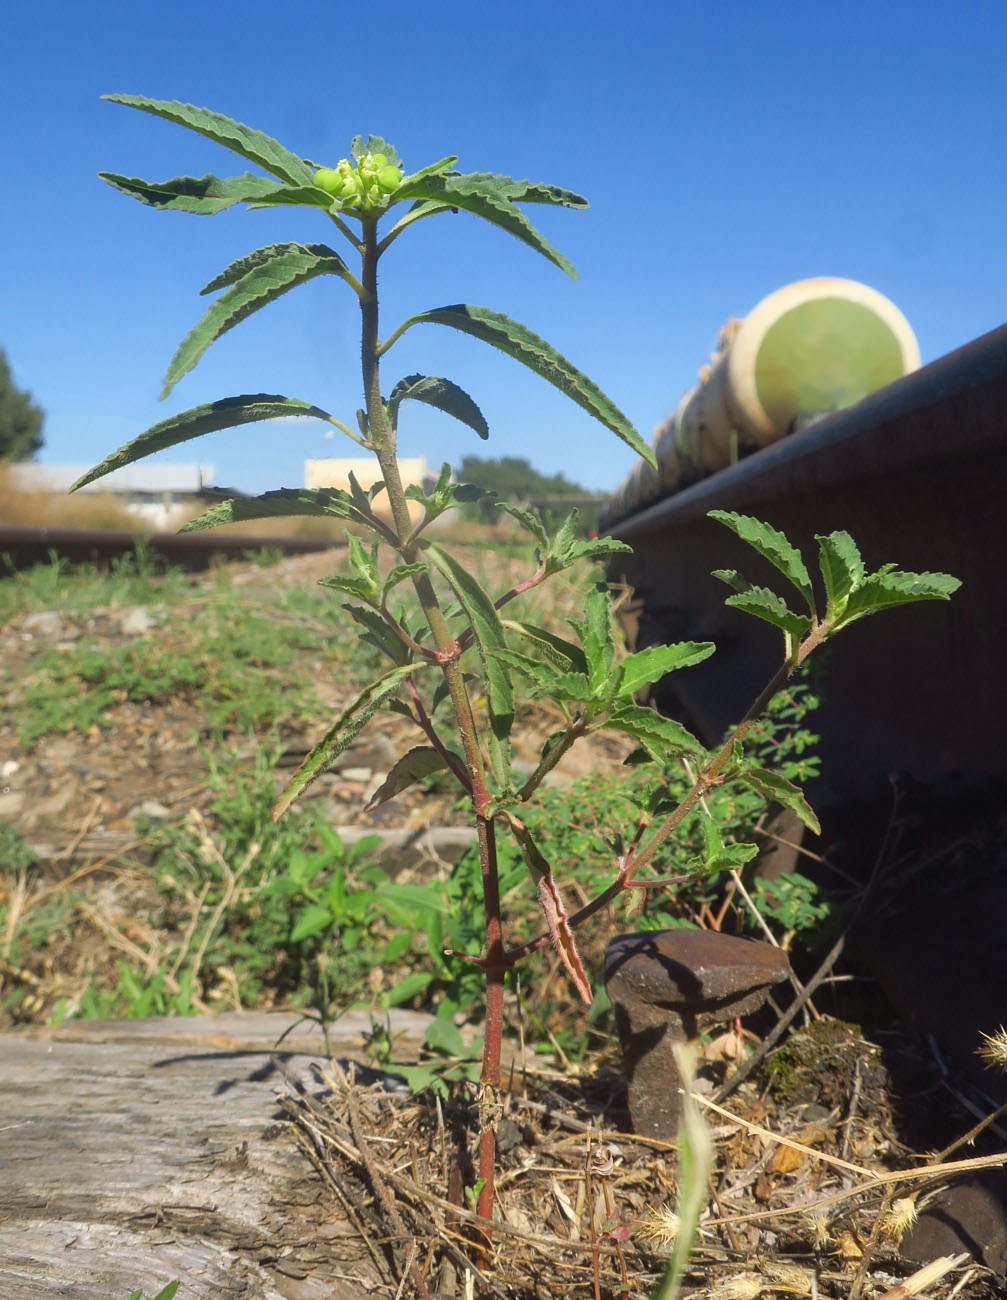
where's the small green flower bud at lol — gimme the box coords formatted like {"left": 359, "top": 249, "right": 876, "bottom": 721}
{"left": 313, "top": 167, "right": 344, "bottom": 196}
{"left": 377, "top": 164, "right": 402, "bottom": 193}
{"left": 370, "top": 152, "right": 388, "bottom": 168}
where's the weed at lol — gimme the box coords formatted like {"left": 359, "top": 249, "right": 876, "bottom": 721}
{"left": 126, "top": 1282, "right": 179, "bottom": 1300}
{"left": 86, "top": 95, "right": 960, "bottom": 1239}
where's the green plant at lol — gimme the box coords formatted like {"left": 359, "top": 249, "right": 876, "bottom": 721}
{"left": 80, "top": 95, "right": 960, "bottom": 1239}
{"left": 126, "top": 1282, "right": 179, "bottom": 1300}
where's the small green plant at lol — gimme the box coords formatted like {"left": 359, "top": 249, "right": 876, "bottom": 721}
{"left": 126, "top": 1282, "right": 179, "bottom": 1300}
{"left": 81, "top": 95, "right": 960, "bottom": 1238}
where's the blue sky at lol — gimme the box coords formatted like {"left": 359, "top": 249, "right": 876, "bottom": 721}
{"left": 3, "top": 1, "right": 1005, "bottom": 497}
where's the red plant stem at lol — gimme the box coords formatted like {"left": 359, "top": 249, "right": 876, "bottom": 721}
{"left": 378, "top": 607, "right": 439, "bottom": 660}
{"left": 406, "top": 679, "right": 473, "bottom": 796}
{"left": 504, "top": 628, "right": 829, "bottom": 963}
{"left": 456, "top": 563, "right": 547, "bottom": 654}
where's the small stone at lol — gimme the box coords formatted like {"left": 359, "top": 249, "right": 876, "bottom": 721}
{"left": 1, "top": 760, "right": 20, "bottom": 779}
{"left": 339, "top": 766, "right": 373, "bottom": 784}
{"left": 496, "top": 1118, "right": 524, "bottom": 1153}
{"left": 0, "top": 789, "right": 25, "bottom": 819}
{"left": 22, "top": 610, "right": 65, "bottom": 638}
{"left": 119, "top": 606, "right": 157, "bottom": 636}
{"left": 130, "top": 800, "right": 172, "bottom": 821}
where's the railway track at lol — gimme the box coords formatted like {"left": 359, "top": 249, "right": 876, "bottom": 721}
{"left": 0, "top": 525, "right": 341, "bottom": 575}
{"left": 605, "top": 322, "right": 1007, "bottom": 808}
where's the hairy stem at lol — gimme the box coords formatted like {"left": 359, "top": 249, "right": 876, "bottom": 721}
{"left": 358, "top": 219, "right": 505, "bottom": 1227}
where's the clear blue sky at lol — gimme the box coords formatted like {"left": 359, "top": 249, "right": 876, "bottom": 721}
{"left": 4, "top": 1, "right": 1006, "bottom": 496}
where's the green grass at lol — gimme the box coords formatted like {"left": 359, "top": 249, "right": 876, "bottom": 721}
{"left": 4, "top": 541, "right": 833, "bottom": 1082}
{"left": 2, "top": 546, "right": 380, "bottom": 748}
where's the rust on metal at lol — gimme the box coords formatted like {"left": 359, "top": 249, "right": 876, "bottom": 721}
{"left": 605, "top": 930, "right": 790, "bottom": 1139}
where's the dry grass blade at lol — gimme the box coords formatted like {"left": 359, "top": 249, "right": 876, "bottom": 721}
{"left": 876, "top": 1252, "right": 970, "bottom": 1300}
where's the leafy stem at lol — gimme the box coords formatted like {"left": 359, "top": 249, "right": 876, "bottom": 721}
{"left": 405, "top": 679, "right": 473, "bottom": 797}
{"left": 506, "top": 621, "right": 831, "bottom": 962}
{"left": 516, "top": 717, "right": 587, "bottom": 801}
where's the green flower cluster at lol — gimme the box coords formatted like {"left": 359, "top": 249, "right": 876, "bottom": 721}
{"left": 314, "top": 152, "right": 403, "bottom": 211}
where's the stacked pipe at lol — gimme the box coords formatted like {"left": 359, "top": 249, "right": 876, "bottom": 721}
{"left": 603, "top": 278, "right": 920, "bottom": 528}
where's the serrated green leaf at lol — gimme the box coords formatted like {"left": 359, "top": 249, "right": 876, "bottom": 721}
{"left": 398, "top": 306, "right": 654, "bottom": 467}
{"left": 490, "top": 646, "right": 566, "bottom": 695}
{"left": 342, "top": 604, "right": 411, "bottom": 667}
{"left": 486, "top": 726, "right": 512, "bottom": 793}
{"left": 711, "top": 568, "right": 754, "bottom": 595}
{"left": 577, "top": 584, "right": 616, "bottom": 695}
{"left": 461, "top": 172, "right": 588, "bottom": 209}
{"left": 548, "top": 509, "right": 581, "bottom": 567}
{"left": 104, "top": 94, "right": 314, "bottom": 186}
{"left": 394, "top": 171, "right": 578, "bottom": 276}
{"left": 71, "top": 395, "right": 331, "bottom": 491}
{"left": 736, "top": 765, "right": 821, "bottom": 835}
{"left": 351, "top": 134, "right": 402, "bottom": 167}
{"left": 564, "top": 535, "right": 634, "bottom": 562}
{"left": 425, "top": 544, "right": 513, "bottom": 718}
{"left": 834, "top": 569, "right": 961, "bottom": 627}
{"left": 99, "top": 170, "right": 279, "bottom": 214}
{"left": 815, "top": 530, "right": 865, "bottom": 616}
{"left": 704, "top": 824, "right": 760, "bottom": 872}
{"left": 382, "top": 562, "right": 428, "bottom": 604}
{"left": 243, "top": 183, "right": 340, "bottom": 211}
{"left": 180, "top": 487, "right": 364, "bottom": 534}
{"left": 316, "top": 574, "right": 377, "bottom": 603}
{"left": 618, "top": 642, "right": 716, "bottom": 697}
{"left": 199, "top": 243, "right": 320, "bottom": 295}
{"left": 709, "top": 510, "right": 815, "bottom": 614}
{"left": 501, "top": 621, "right": 588, "bottom": 674}
{"left": 426, "top": 544, "right": 513, "bottom": 784}
{"left": 497, "top": 502, "right": 549, "bottom": 547}
{"left": 347, "top": 534, "right": 381, "bottom": 602}
{"left": 164, "top": 243, "right": 352, "bottom": 398}
{"left": 274, "top": 663, "right": 428, "bottom": 819}
{"left": 400, "top": 155, "right": 459, "bottom": 185}
{"left": 404, "top": 479, "right": 488, "bottom": 527}
{"left": 724, "top": 587, "right": 813, "bottom": 642}
{"left": 366, "top": 746, "right": 454, "bottom": 811}
{"left": 546, "top": 671, "right": 596, "bottom": 703}
{"left": 346, "top": 469, "right": 385, "bottom": 514}
{"left": 387, "top": 374, "right": 488, "bottom": 439}
{"left": 606, "top": 703, "right": 706, "bottom": 758}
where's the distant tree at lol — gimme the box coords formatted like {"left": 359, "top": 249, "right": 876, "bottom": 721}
{"left": 0, "top": 349, "right": 44, "bottom": 461}
{"left": 455, "top": 454, "right": 594, "bottom": 523}
{"left": 455, "top": 454, "right": 603, "bottom": 532}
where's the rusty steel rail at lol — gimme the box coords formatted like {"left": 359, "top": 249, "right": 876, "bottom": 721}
{"left": 606, "top": 323, "right": 1007, "bottom": 807}
{"left": 0, "top": 526, "right": 342, "bottom": 575}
